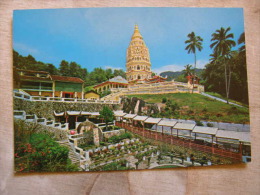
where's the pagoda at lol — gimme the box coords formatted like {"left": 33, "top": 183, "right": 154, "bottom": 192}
{"left": 126, "top": 25, "right": 152, "bottom": 83}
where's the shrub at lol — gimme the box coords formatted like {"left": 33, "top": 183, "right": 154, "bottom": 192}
{"left": 162, "top": 97, "right": 167, "bottom": 103}
{"left": 206, "top": 123, "right": 214, "bottom": 127}
{"left": 195, "top": 121, "right": 204, "bottom": 126}
{"left": 15, "top": 133, "right": 79, "bottom": 172}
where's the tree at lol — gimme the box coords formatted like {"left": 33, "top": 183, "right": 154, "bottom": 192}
{"left": 46, "top": 63, "right": 59, "bottom": 75}
{"left": 210, "top": 27, "right": 236, "bottom": 104}
{"left": 238, "top": 32, "right": 245, "bottom": 52}
{"left": 59, "top": 60, "right": 70, "bottom": 76}
{"left": 114, "top": 69, "right": 126, "bottom": 79}
{"left": 135, "top": 161, "right": 139, "bottom": 169}
{"left": 105, "top": 68, "right": 113, "bottom": 80}
{"left": 183, "top": 64, "right": 192, "bottom": 77}
{"left": 185, "top": 32, "right": 203, "bottom": 92}
{"left": 99, "top": 106, "right": 114, "bottom": 131}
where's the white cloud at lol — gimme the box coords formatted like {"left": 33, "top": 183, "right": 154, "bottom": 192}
{"left": 196, "top": 59, "right": 209, "bottom": 69}
{"left": 153, "top": 64, "right": 184, "bottom": 74}
{"left": 153, "top": 59, "right": 209, "bottom": 74}
{"left": 13, "top": 42, "right": 39, "bottom": 55}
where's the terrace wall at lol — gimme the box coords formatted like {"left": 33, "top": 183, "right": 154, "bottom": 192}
{"left": 14, "top": 118, "right": 67, "bottom": 141}
{"left": 14, "top": 98, "right": 119, "bottom": 120}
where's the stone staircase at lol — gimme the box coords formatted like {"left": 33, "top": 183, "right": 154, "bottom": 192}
{"left": 101, "top": 90, "right": 124, "bottom": 101}
{"left": 58, "top": 140, "right": 81, "bottom": 166}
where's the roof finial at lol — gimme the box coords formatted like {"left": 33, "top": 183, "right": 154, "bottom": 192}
{"left": 134, "top": 24, "right": 139, "bottom": 31}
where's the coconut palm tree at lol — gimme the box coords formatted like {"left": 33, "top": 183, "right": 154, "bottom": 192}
{"left": 210, "top": 27, "right": 236, "bottom": 104}
{"left": 183, "top": 64, "right": 193, "bottom": 77}
{"left": 185, "top": 32, "right": 203, "bottom": 93}
{"left": 238, "top": 32, "right": 246, "bottom": 54}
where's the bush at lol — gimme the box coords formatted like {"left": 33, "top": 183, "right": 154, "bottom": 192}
{"left": 195, "top": 120, "right": 204, "bottom": 126}
{"left": 15, "top": 133, "right": 79, "bottom": 172}
{"left": 108, "top": 132, "right": 132, "bottom": 144}
{"left": 206, "top": 123, "right": 214, "bottom": 127}
{"left": 162, "top": 97, "right": 167, "bottom": 103}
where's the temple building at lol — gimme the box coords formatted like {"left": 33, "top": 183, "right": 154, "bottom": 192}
{"left": 14, "top": 69, "right": 84, "bottom": 98}
{"left": 126, "top": 25, "right": 152, "bottom": 83}
{"left": 93, "top": 76, "right": 128, "bottom": 93}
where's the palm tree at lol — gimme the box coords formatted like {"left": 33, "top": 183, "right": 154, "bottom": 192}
{"left": 185, "top": 32, "right": 203, "bottom": 93}
{"left": 183, "top": 64, "right": 192, "bottom": 77}
{"left": 238, "top": 32, "right": 246, "bottom": 54}
{"left": 210, "top": 27, "right": 236, "bottom": 104}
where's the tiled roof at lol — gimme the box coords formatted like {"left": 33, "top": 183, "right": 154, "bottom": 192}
{"left": 94, "top": 76, "right": 128, "bottom": 88}
{"left": 51, "top": 75, "right": 84, "bottom": 83}
{"left": 109, "top": 76, "right": 128, "bottom": 84}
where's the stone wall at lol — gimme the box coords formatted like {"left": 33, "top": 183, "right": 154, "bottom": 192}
{"left": 121, "top": 96, "right": 159, "bottom": 115}
{"left": 102, "top": 129, "right": 125, "bottom": 139}
{"left": 14, "top": 119, "right": 68, "bottom": 141}
{"left": 14, "top": 98, "right": 119, "bottom": 120}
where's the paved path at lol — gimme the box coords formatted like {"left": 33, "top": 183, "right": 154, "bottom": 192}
{"left": 201, "top": 92, "right": 244, "bottom": 108}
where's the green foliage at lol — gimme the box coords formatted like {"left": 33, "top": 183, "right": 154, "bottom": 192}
{"left": 162, "top": 97, "right": 167, "bottom": 103}
{"left": 84, "top": 85, "right": 95, "bottom": 92}
{"left": 108, "top": 132, "right": 132, "bottom": 144}
{"left": 175, "top": 74, "right": 188, "bottom": 82}
{"left": 13, "top": 50, "right": 126, "bottom": 88}
{"left": 206, "top": 123, "right": 214, "bottom": 127}
{"left": 204, "top": 28, "right": 248, "bottom": 104}
{"left": 127, "top": 93, "right": 249, "bottom": 124}
{"left": 83, "top": 130, "right": 94, "bottom": 145}
{"left": 113, "top": 69, "right": 126, "bottom": 79}
{"left": 99, "top": 106, "right": 114, "bottom": 131}
{"left": 99, "top": 89, "right": 111, "bottom": 98}
{"left": 13, "top": 50, "right": 58, "bottom": 72}
{"left": 15, "top": 133, "right": 79, "bottom": 172}
{"left": 195, "top": 120, "right": 204, "bottom": 126}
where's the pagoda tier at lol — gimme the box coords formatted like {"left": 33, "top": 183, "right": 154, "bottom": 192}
{"left": 126, "top": 25, "right": 152, "bottom": 82}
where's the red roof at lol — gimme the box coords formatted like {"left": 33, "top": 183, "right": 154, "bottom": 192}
{"left": 51, "top": 75, "right": 84, "bottom": 83}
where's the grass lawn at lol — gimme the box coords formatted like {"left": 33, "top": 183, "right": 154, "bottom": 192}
{"left": 127, "top": 93, "right": 249, "bottom": 124}
{"left": 205, "top": 92, "right": 248, "bottom": 107}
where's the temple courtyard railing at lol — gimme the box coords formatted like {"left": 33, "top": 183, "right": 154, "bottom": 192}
{"left": 115, "top": 121, "right": 242, "bottom": 162}
{"left": 13, "top": 90, "right": 120, "bottom": 104}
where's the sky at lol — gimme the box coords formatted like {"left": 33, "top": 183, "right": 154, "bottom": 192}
{"left": 13, "top": 7, "right": 245, "bottom": 74}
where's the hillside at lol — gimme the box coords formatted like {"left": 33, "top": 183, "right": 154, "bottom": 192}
{"left": 126, "top": 93, "right": 249, "bottom": 124}
{"left": 160, "top": 68, "right": 204, "bottom": 80}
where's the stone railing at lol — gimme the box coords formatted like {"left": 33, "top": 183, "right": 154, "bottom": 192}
{"left": 13, "top": 91, "right": 120, "bottom": 104}
{"left": 106, "top": 81, "right": 204, "bottom": 97}
{"left": 14, "top": 110, "right": 69, "bottom": 131}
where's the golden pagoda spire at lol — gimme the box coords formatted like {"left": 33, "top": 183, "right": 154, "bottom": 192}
{"left": 131, "top": 24, "right": 143, "bottom": 40}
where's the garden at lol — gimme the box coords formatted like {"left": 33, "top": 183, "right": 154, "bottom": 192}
{"left": 75, "top": 128, "right": 229, "bottom": 171}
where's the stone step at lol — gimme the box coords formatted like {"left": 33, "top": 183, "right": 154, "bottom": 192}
{"left": 58, "top": 140, "right": 81, "bottom": 165}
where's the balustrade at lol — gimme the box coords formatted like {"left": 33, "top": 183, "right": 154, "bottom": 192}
{"left": 14, "top": 91, "right": 119, "bottom": 104}
{"left": 115, "top": 121, "right": 242, "bottom": 161}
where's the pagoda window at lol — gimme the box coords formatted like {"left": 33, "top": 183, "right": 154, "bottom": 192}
{"left": 138, "top": 75, "right": 141, "bottom": 79}
{"left": 137, "top": 65, "right": 140, "bottom": 70}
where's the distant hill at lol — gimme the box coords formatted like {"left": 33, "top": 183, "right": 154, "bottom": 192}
{"left": 160, "top": 71, "right": 183, "bottom": 79}
{"left": 160, "top": 68, "right": 204, "bottom": 80}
